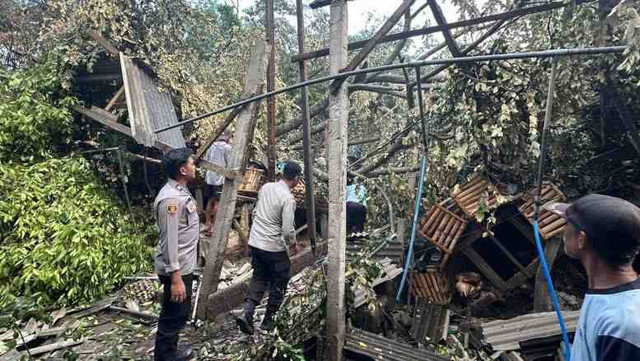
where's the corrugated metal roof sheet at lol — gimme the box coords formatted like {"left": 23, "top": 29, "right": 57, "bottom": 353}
{"left": 410, "top": 299, "right": 450, "bottom": 344}
{"left": 347, "top": 237, "right": 404, "bottom": 264}
{"left": 344, "top": 328, "right": 450, "bottom": 361}
{"left": 120, "top": 54, "right": 185, "bottom": 149}
{"left": 482, "top": 311, "right": 580, "bottom": 351}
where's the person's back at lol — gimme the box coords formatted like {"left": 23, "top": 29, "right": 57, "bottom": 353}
{"left": 546, "top": 194, "right": 640, "bottom": 361}
{"left": 249, "top": 180, "right": 296, "bottom": 252}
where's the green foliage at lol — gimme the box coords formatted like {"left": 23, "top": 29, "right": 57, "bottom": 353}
{"left": 0, "top": 157, "right": 154, "bottom": 311}
{"left": 0, "top": 58, "right": 76, "bottom": 163}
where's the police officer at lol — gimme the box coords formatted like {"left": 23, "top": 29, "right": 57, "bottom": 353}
{"left": 154, "top": 148, "right": 198, "bottom": 361}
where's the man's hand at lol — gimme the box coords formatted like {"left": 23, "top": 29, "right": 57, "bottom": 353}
{"left": 170, "top": 271, "right": 186, "bottom": 303}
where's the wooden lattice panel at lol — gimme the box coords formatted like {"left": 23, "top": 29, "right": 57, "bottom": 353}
{"left": 519, "top": 184, "right": 567, "bottom": 240}
{"left": 451, "top": 173, "right": 501, "bottom": 219}
{"left": 237, "top": 167, "right": 265, "bottom": 194}
{"left": 291, "top": 179, "right": 329, "bottom": 211}
{"left": 409, "top": 268, "right": 451, "bottom": 305}
{"left": 418, "top": 204, "right": 468, "bottom": 267}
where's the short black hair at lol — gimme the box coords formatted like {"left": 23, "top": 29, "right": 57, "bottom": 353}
{"left": 163, "top": 148, "right": 193, "bottom": 180}
{"left": 282, "top": 161, "right": 302, "bottom": 180}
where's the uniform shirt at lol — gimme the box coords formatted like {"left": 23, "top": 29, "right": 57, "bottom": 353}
{"left": 154, "top": 180, "right": 199, "bottom": 276}
{"left": 205, "top": 141, "right": 231, "bottom": 186}
{"left": 346, "top": 183, "right": 368, "bottom": 207}
{"left": 248, "top": 180, "right": 296, "bottom": 253}
{"left": 571, "top": 278, "right": 640, "bottom": 361}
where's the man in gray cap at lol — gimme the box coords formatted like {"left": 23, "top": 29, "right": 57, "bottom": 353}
{"left": 545, "top": 194, "right": 640, "bottom": 361}
{"left": 154, "top": 148, "right": 199, "bottom": 361}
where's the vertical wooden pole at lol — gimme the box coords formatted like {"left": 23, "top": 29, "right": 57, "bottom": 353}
{"left": 296, "top": 0, "right": 317, "bottom": 254}
{"left": 325, "top": 0, "right": 348, "bottom": 360}
{"left": 266, "top": 0, "right": 277, "bottom": 181}
{"left": 196, "top": 41, "right": 271, "bottom": 319}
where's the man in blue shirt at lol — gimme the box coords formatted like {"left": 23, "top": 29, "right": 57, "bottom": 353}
{"left": 546, "top": 194, "right": 640, "bottom": 361}
{"left": 346, "top": 175, "right": 368, "bottom": 234}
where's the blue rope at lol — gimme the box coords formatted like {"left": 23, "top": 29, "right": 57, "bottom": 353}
{"left": 396, "top": 156, "right": 428, "bottom": 302}
{"left": 532, "top": 220, "right": 572, "bottom": 361}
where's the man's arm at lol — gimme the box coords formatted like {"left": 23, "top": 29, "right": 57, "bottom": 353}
{"left": 158, "top": 199, "right": 186, "bottom": 302}
{"left": 281, "top": 198, "right": 296, "bottom": 247}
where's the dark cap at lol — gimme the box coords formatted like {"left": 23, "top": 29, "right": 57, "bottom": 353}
{"left": 544, "top": 194, "right": 640, "bottom": 266}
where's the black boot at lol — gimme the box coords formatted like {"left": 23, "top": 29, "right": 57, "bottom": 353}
{"left": 260, "top": 312, "right": 276, "bottom": 331}
{"left": 236, "top": 301, "right": 256, "bottom": 335}
{"left": 174, "top": 345, "right": 194, "bottom": 361}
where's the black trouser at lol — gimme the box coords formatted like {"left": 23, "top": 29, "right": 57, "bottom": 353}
{"left": 245, "top": 246, "right": 291, "bottom": 315}
{"left": 155, "top": 274, "right": 193, "bottom": 361}
{"left": 346, "top": 201, "right": 367, "bottom": 233}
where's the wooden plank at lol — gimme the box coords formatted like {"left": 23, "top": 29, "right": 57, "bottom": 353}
{"left": 329, "top": 0, "right": 415, "bottom": 93}
{"left": 427, "top": 0, "right": 463, "bottom": 57}
{"left": 326, "top": 0, "right": 349, "bottom": 359}
{"left": 197, "top": 40, "right": 271, "bottom": 320}
{"left": 89, "top": 30, "right": 119, "bottom": 57}
{"left": 74, "top": 106, "right": 132, "bottom": 137}
{"left": 266, "top": 0, "right": 277, "bottom": 180}
{"left": 463, "top": 248, "right": 507, "bottom": 291}
{"left": 297, "top": 0, "right": 317, "bottom": 253}
{"left": 105, "top": 86, "right": 125, "bottom": 111}
{"left": 534, "top": 236, "right": 562, "bottom": 311}
{"left": 199, "top": 159, "right": 239, "bottom": 181}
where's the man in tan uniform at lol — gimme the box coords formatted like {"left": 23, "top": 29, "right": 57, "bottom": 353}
{"left": 154, "top": 148, "right": 199, "bottom": 361}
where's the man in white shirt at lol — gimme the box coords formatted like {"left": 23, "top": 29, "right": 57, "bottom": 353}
{"left": 203, "top": 131, "right": 232, "bottom": 236}
{"left": 236, "top": 161, "right": 301, "bottom": 334}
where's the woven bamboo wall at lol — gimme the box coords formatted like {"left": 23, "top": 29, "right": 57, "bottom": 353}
{"left": 451, "top": 173, "right": 501, "bottom": 219}
{"left": 418, "top": 204, "right": 468, "bottom": 267}
{"left": 409, "top": 268, "right": 451, "bottom": 305}
{"left": 237, "top": 168, "right": 265, "bottom": 194}
{"left": 519, "top": 184, "right": 567, "bottom": 240}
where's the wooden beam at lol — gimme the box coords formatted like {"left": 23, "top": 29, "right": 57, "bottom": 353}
{"left": 427, "top": 0, "right": 463, "bottom": 57}
{"left": 105, "top": 86, "right": 125, "bottom": 112}
{"left": 534, "top": 238, "right": 562, "bottom": 311}
{"left": 297, "top": 0, "right": 318, "bottom": 254}
{"left": 266, "top": 0, "right": 277, "bottom": 181}
{"left": 291, "top": 1, "right": 592, "bottom": 62}
{"left": 74, "top": 105, "right": 132, "bottom": 137}
{"left": 329, "top": 0, "right": 414, "bottom": 93}
{"left": 197, "top": 40, "right": 271, "bottom": 319}
{"left": 326, "top": 0, "right": 349, "bottom": 359}
{"left": 89, "top": 30, "right": 119, "bottom": 57}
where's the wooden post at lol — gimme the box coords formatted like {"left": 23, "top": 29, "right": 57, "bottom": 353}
{"left": 296, "top": 0, "right": 317, "bottom": 254}
{"left": 266, "top": 0, "right": 277, "bottom": 181}
{"left": 533, "top": 237, "right": 562, "bottom": 311}
{"left": 196, "top": 41, "right": 271, "bottom": 319}
{"left": 325, "top": 0, "right": 348, "bottom": 360}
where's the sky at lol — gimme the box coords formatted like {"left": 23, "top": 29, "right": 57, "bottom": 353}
{"left": 227, "top": 0, "right": 460, "bottom": 35}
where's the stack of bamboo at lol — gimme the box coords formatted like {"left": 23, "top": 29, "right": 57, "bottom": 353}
{"left": 451, "top": 173, "right": 501, "bottom": 219}
{"left": 418, "top": 204, "right": 468, "bottom": 268}
{"left": 237, "top": 167, "right": 265, "bottom": 194}
{"left": 409, "top": 267, "right": 451, "bottom": 305}
{"left": 519, "top": 184, "right": 567, "bottom": 240}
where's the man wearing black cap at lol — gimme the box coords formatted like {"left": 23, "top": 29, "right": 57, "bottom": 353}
{"left": 154, "top": 148, "right": 198, "bottom": 361}
{"left": 236, "top": 161, "right": 301, "bottom": 334}
{"left": 545, "top": 194, "right": 640, "bottom": 361}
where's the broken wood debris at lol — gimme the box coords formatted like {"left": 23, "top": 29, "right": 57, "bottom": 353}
{"left": 418, "top": 202, "right": 468, "bottom": 267}
{"left": 519, "top": 184, "right": 567, "bottom": 240}
{"left": 451, "top": 173, "right": 503, "bottom": 219}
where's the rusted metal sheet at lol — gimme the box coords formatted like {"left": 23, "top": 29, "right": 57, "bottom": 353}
{"left": 519, "top": 184, "right": 567, "bottom": 240}
{"left": 120, "top": 54, "right": 185, "bottom": 149}
{"left": 482, "top": 311, "right": 580, "bottom": 351}
{"left": 418, "top": 203, "right": 469, "bottom": 267}
{"left": 451, "top": 173, "right": 502, "bottom": 219}
{"left": 410, "top": 299, "right": 450, "bottom": 344}
{"left": 409, "top": 267, "right": 451, "bottom": 305}
{"left": 344, "top": 328, "right": 450, "bottom": 361}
